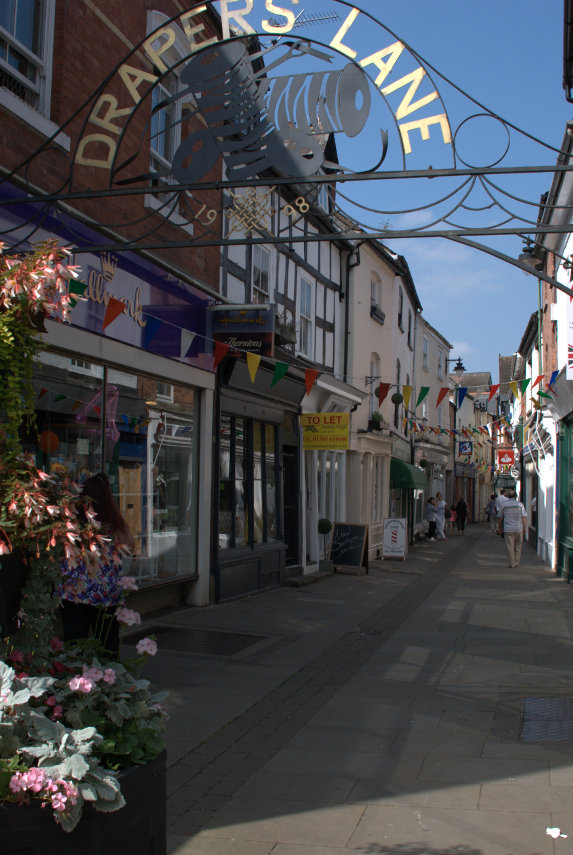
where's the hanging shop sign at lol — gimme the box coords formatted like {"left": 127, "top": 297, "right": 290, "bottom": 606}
{"left": 209, "top": 304, "right": 275, "bottom": 356}
{"left": 497, "top": 449, "right": 515, "bottom": 466}
{"left": 300, "top": 412, "right": 350, "bottom": 450}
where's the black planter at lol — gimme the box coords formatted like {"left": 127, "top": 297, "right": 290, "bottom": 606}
{"left": 0, "top": 750, "right": 166, "bottom": 855}
{"left": 368, "top": 419, "right": 382, "bottom": 431}
{"left": 0, "top": 550, "right": 29, "bottom": 637}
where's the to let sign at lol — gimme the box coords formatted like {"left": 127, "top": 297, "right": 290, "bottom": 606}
{"left": 300, "top": 413, "right": 350, "bottom": 450}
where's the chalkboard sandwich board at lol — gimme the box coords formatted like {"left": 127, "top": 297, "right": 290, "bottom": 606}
{"left": 328, "top": 523, "right": 368, "bottom": 575}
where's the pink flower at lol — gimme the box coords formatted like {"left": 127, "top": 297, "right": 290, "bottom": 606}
{"left": 119, "top": 575, "right": 138, "bottom": 591}
{"left": 115, "top": 607, "right": 141, "bottom": 627}
{"left": 9, "top": 650, "right": 25, "bottom": 665}
{"left": 68, "top": 675, "right": 93, "bottom": 693}
{"left": 51, "top": 704, "right": 63, "bottom": 720}
{"left": 50, "top": 637, "right": 64, "bottom": 652}
{"left": 102, "top": 668, "right": 117, "bottom": 685}
{"left": 45, "top": 695, "right": 58, "bottom": 707}
{"left": 83, "top": 666, "right": 103, "bottom": 682}
{"left": 9, "top": 774, "right": 27, "bottom": 793}
{"left": 136, "top": 637, "right": 158, "bottom": 656}
{"left": 51, "top": 792, "right": 67, "bottom": 812}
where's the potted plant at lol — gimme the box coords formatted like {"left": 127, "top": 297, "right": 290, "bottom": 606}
{"left": 368, "top": 410, "right": 383, "bottom": 431}
{"left": 419, "top": 458, "right": 428, "bottom": 469}
{"left": 0, "top": 242, "right": 168, "bottom": 851}
{"left": 317, "top": 518, "right": 333, "bottom": 573}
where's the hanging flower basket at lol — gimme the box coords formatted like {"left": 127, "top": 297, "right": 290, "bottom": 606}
{"left": 391, "top": 392, "right": 403, "bottom": 405}
{"left": 419, "top": 459, "right": 428, "bottom": 469}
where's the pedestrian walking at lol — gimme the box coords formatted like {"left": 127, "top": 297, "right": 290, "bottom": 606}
{"left": 496, "top": 489, "right": 509, "bottom": 537}
{"left": 447, "top": 506, "right": 456, "bottom": 535}
{"left": 425, "top": 496, "right": 437, "bottom": 540}
{"left": 486, "top": 494, "right": 498, "bottom": 536}
{"left": 435, "top": 492, "right": 447, "bottom": 540}
{"left": 497, "top": 489, "right": 527, "bottom": 567}
{"left": 455, "top": 496, "right": 468, "bottom": 535}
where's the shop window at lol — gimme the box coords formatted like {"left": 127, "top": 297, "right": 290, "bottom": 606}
{"left": 252, "top": 245, "right": 271, "bottom": 304}
{"left": 218, "top": 415, "right": 279, "bottom": 550}
{"left": 28, "top": 352, "right": 199, "bottom": 585}
{"left": 0, "top": 0, "right": 54, "bottom": 113}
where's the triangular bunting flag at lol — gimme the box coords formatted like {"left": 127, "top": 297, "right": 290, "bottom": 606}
{"left": 213, "top": 341, "right": 230, "bottom": 369}
{"left": 143, "top": 316, "right": 162, "bottom": 350}
{"left": 436, "top": 387, "right": 449, "bottom": 408}
{"left": 532, "top": 374, "right": 544, "bottom": 389}
{"left": 38, "top": 387, "right": 48, "bottom": 399}
{"left": 246, "top": 352, "right": 261, "bottom": 384}
{"left": 402, "top": 385, "right": 412, "bottom": 410}
{"left": 488, "top": 384, "right": 500, "bottom": 401}
{"left": 416, "top": 387, "right": 430, "bottom": 408}
{"left": 54, "top": 394, "right": 66, "bottom": 402}
{"left": 537, "top": 391, "right": 552, "bottom": 399}
{"left": 271, "top": 362, "right": 289, "bottom": 386}
{"left": 305, "top": 368, "right": 319, "bottom": 396}
{"left": 509, "top": 381, "right": 520, "bottom": 400}
{"left": 180, "top": 330, "right": 196, "bottom": 360}
{"left": 549, "top": 370, "right": 559, "bottom": 386}
{"left": 457, "top": 387, "right": 468, "bottom": 409}
{"left": 521, "top": 378, "right": 531, "bottom": 395}
{"left": 377, "top": 382, "right": 391, "bottom": 407}
{"left": 102, "top": 297, "right": 126, "bottom": 330}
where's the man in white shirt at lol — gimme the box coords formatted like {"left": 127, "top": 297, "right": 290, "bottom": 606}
{"left": 498, "top": 489, "right": 527, "bottom": 567}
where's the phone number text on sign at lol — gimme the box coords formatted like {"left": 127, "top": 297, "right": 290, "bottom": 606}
{"left": 300, "top": 413, "right": 350, "bottom": 450}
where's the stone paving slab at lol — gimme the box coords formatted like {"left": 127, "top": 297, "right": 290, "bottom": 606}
{"left": 347, "top": 804, "right": 555, "bottom": 855}
{"left": 160, "top": 531, "right": 573, "bottom": 855}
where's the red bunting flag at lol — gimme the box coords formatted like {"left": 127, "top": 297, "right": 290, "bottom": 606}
{"left": 37, "top": 387, "right": 48, "bottom": 399}
{"left": 436, "top": 387, "right": 449, "bottom": 407}
{"left": 531, "top": 375, "right": 544, "bottom": 389}
{"left": 488, "top": 384, "right": 500, "bottom": 401}
{"left": 213, "top": 341, "right": 230, "bottom": 369}
{"left": 305, "top": 368, "right": 319, "bottom": 396}
{"left": 377, "top": 382, "right": 391, "bottom": 407}
{"left": 102, "top": 297, "right": 126, "bottom": 330}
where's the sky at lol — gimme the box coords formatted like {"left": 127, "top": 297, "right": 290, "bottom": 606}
{"left": 281, "top": 0, "right": 571, "bottom": 381}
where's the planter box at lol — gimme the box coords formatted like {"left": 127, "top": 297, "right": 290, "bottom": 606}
{"left": 368, "top": 420, "right": 382, "bottom": 431}
{"left": 0, "top": 750, "right": 166, "bottom": 855}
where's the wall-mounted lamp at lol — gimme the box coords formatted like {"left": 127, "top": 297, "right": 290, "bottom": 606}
{"left": 446, "top": 356, "right": 466, "bottom": 383}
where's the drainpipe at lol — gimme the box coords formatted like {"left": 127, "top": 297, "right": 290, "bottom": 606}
{"left": 343, "top": 242, "right": 364, "bottom": 384}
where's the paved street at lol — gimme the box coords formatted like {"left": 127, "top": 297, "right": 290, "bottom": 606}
{"left": 126, "top": 526, "right": 573, "bottom": 855}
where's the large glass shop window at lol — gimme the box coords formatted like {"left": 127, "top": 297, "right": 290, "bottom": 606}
{"left": 26, "top": 352, "right": 199, "bottom": 584}
{"left": 218, "top": 415, "right": 279, "bottom": 549}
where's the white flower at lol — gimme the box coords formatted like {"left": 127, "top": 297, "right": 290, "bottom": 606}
{"left": 136, "top": 637, "right": 158, "bottom": 656}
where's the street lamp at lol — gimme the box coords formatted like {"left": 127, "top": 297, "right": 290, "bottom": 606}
{"left": 445, "top": 357, "right": 466, "bottom": 505}
{"left": 447, "top": 356, "right": 466, "bottom": 384}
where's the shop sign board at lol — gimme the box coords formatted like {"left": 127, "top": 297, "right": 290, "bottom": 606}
{"left": 497, "top": 449, "right": 515, "bottom": 466}
{"left": 209, "top": 304, "right": 275, "bottom": 356}
{"left": 382, "top": 518, "right": 408, "bottom": 561}
{"left": 300, "top": 412, "right": 350, "bottom": 450}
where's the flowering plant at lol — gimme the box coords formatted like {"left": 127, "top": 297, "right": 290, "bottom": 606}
{"left": 0, "top": 242, "right": 167, "bottom": 832}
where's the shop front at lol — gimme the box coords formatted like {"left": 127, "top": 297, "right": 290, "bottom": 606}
{"left": 29, "top": 250, "right": 215, "bottom": 610}
{"left": 390, "top": 454, "right": 428, "bottom": 544}
{"left": 215, "top": 358, "right": 307, "bottom": 601}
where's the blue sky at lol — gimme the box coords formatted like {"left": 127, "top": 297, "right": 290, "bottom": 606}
{"left": 289, "top": 0, "right": 571, "bottom": 380}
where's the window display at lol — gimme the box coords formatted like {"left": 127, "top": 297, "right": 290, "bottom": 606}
{"left": 27, "top": 352, "right": 199, "bottom": 584}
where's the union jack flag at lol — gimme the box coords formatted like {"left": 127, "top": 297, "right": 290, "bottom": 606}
{"left": 569, "top": 344, "right": 573, "bottom": 368}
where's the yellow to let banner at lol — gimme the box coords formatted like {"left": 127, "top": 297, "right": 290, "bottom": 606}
{"left": 300, "top": 412, "right": 350, "bottom": 450}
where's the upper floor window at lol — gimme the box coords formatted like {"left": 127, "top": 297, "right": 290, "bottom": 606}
{"left": 299, "top": 276, "right": 313, "bottom": 359}
{"left": 437, "top": 405, "right": 443, "bottom": 427}
{"left": 316, "top": 183, "right": 330, "bottom": 213}
{"left": 394, "top": 358, "right": 401, "bottom": 429}
{"left": 252, "top": 245, "right": 271, "bottom": 304}
{"left": 407, "top": 310, "right": 413, "bottom": 348}
{"left": 438, "top": 350, "right": 444, "bottom": 380}
{"left": 0, "top": 0, "right": 54, "bottom": 112}
{"left": 423, "top": 336, "right": 429, "bottom": 370}
{"left": 370, "top": 274, "right": 385, "bottom": 324}
{"left": 398, "top": 288, "right": 404, "bottom": 330}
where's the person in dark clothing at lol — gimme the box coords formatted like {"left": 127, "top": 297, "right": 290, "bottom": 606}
{"left": 455, "top": 497, "right": 468, "bottom": 535}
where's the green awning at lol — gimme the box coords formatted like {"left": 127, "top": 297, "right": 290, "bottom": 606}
{"left": 390, "top": 457, "right": 427, "bottom": 490}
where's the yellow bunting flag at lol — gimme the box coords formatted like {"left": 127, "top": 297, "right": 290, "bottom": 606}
{"left": 246, "top": 352, "right": 261, "bottom": 383}
{"left": 402, "top": 385, "right": 412, "bottom": 410}
{"left": 509, "top": 381, "right": 520, "bottom": 400}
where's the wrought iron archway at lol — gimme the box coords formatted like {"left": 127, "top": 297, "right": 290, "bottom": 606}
{"left": 1, "top": 0, "right": 571, "bottom": 295}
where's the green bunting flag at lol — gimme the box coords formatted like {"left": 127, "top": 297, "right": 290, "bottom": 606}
{"left": 271, "top": 362, "right": 289, "bottom": 386}
{"left": 415, "top": 387, "right": 430, "bottom": 408}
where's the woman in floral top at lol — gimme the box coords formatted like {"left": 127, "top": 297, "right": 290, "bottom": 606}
{"left": 59, "top": 473, "right": 134, "bottom": 657}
